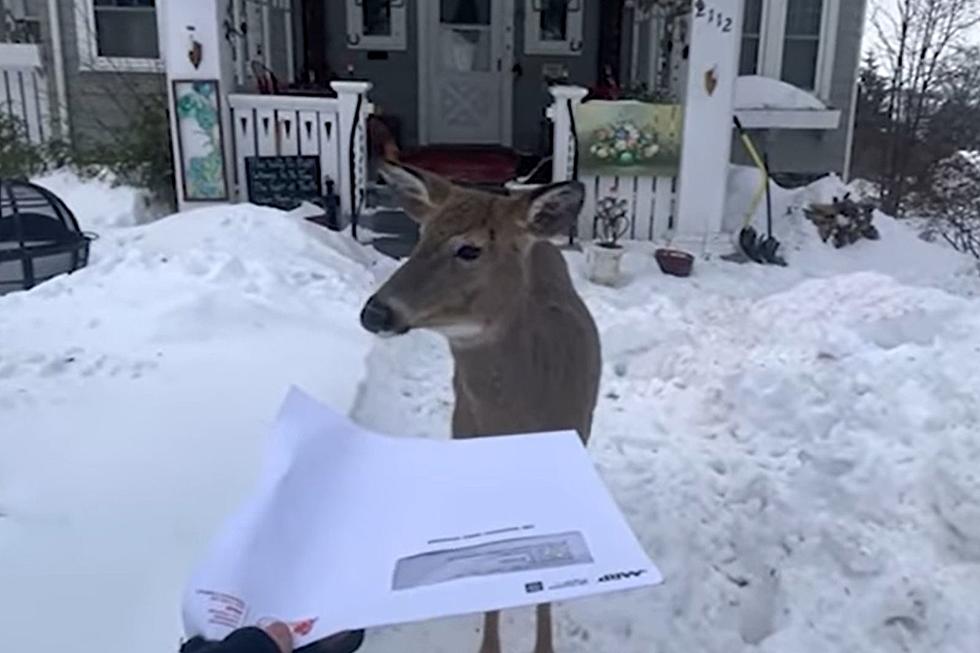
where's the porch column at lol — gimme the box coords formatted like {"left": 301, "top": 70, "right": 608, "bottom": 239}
{"left": 674, "top": 0, "right": 744, "bottom": 249}
{"left": 548, "top": 85, "right": 589, "bottom": 183}
{"left": 163, "top": 0, "right": 237, "bottom": 212}
{"left": 332, "top": 81, "right": 374, "bottom": 219}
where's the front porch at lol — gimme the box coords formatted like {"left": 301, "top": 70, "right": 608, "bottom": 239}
{"left": 163, "top": 0, "right": 841, "bottom": 253}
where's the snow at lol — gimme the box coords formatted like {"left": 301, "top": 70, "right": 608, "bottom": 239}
{"left": 4, "top": 169, "right": 980, "bottom": 652}
{"left": 735, "top": 75, "right": 828, "bottom": 111}
{"left": 0, "top": 186, "right": 381, "bottom": 652}
{"left": 31, "top": 169, "right": 157, "bottom": 233}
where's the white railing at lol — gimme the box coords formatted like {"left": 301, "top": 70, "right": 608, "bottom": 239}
{"left": 548, "top": 85, "right": 678, "bottom": 243}
{"left": 0, "top": 43, "right": 50, "bottom": 144}
{"left": 227, "top": 81, "right": 372, "bottom": 216}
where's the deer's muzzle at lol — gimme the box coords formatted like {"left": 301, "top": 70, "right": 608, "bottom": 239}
{"left": 360, "top": 296, "right": 407, "bottom": 335}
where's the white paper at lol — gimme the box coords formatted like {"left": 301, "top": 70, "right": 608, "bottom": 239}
{"left": 182, "top": 388, "right": 662, "bottom": 646}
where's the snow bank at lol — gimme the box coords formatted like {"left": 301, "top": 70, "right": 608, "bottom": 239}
{"left": 354, "top": 256, "right": 980, "bottom": 653}
{"left": 31, "top": 169, "right": 156, "bottom": 232}
{"left": 735, "top": 75, "right": 828, "bottom": 111}
{"left": 4, "top": 170, "right": 980, "bottom": 653}
{"left": 0, "top": 205, "right": 381, "bottom": 653}
{"left": 724, "top": 166, "right": 977, "bottom": 288}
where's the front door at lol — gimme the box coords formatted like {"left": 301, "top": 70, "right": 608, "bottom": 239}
{"left": 423, "top": 0, "right": 512, "bottom": 145}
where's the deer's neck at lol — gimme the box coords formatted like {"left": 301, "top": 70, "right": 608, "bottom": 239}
{"left": 446, "top": 243, "right": 601, "bottom": 439}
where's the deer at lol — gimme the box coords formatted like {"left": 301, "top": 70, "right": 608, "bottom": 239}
{"left": 359, "top": 162, "right": 602, "bottom": 653}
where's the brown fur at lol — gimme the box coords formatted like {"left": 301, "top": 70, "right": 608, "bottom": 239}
{"left": 361, "top": 164, "right": 601, "bottom": 653}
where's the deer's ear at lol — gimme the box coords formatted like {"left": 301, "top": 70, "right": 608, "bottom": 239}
{"left": 379, "top": 162, "right": 452, "bottom": 222}
{"left": 522, "top": 181, "right": 585, "bottom": 237}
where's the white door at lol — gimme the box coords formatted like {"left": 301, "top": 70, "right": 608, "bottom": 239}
{"left": 423, "top": 0, "right": 512, "bottom": 145}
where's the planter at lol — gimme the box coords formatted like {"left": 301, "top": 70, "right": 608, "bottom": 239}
{"left": 655, "top": 248, "right": 694, "bottom": 277}
{"left": 586, "top": 243, "right": 626, "bottom": 286}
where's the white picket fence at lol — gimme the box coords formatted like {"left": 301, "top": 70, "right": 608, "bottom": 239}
{"left": 548, "top": 85, "right": 678, "bottom": 243}
{"left": 0, "top": 43, "right": 50, "bottom": 144}
{"left": 227, "top": 81, "right": 373, "bottom": 216}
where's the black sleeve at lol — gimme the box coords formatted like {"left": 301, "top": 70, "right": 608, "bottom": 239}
{"left": 180, "top": 627, "right": 280, "bottom": 653}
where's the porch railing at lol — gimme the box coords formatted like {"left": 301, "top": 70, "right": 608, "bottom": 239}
{"left": 547, "top": 85, "right": 678, "bottom": 243}
{"left": 227, "top": 81, "right": 373, "bottom": 218}
{"left": 0, "top": 43, "right": 50, "bottom": 144}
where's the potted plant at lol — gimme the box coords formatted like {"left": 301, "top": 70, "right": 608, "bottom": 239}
{"left": 586, "top": 197, "right": 630, "bottom": 285}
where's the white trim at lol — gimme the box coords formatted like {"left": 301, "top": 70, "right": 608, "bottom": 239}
{"left": 227, "top": 93, "right": 339, "bottom": 113}
{"left": 735, "top": 107, "right": 841, "bottom": 129}
{"left": 842, "top": 0, "right": 868, "bottom": 180}
{"left": 814, "top": 0, "right": 840, "bottom": 101}
{"left": 345, "top": 0, "right": 407, "bottom": 51}
{"left": 0, "top": 42, "right": 41, "bottom": 68}
{"left": 262, "top": 2, "right": 272, "bottom": 68}
{"left": 45, "top": 0, "right": 70, "bottom": 139}
{"left": 523, "top": 0, "right": 584, "bottom": 56}
{"left": 73, "top": 0, "right": 164, "bottom": 74}
{"left": 416, "top": 0, "right": 430, "bottom": 144}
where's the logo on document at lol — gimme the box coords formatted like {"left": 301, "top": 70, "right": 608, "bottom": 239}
{"left": 525, "top": 581, "right": 544, "bottom": 594}
{"left": 598, "top": 569, "right": 647, "bottom": 583}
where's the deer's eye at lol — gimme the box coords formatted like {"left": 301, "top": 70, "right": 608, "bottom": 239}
{"left": 455, "top": 244, "right": 483, "bottom": 261}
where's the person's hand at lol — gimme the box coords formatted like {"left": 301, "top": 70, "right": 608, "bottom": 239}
{"left": 261, "top": 622, "right": 294, "bottom": 653}
{"left": 181, "top": 622, "right": 364, "bottom": 653}
{"left": 180, "top": 621, "right": 291, "bottom": 653}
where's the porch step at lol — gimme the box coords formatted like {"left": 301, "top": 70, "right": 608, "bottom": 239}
{"left": 371, "top": 236, "right": 417, "bottom": 260}
{"left": 399, "top": 146, "right": 520, "bottom": 185}
{"left": 359, "top": 209, "right": 418, "bottom": 238}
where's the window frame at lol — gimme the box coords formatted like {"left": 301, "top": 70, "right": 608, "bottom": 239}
{"left": 74, "top": 0, "right": 163, "bottom": 73}
{"left": 740, "top": 0, "right": 840, "bottom": 101}
{"left": 523, "top": 0, "right": 585, "bottom": 56}
{"left": 345, "top": 0, "right": 408, "bottom": 51}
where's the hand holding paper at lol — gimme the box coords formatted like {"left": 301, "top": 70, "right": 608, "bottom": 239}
{"left": 183, "top": 388, "right": 662, "bottom": 648}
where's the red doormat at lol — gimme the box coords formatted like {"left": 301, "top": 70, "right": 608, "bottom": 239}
{"left": 399, "top": 146, "right": 519, "bottom": 186}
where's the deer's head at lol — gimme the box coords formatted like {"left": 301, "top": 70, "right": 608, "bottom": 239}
{"left": 360, "top": 163, "right": 584, "bottom": 342}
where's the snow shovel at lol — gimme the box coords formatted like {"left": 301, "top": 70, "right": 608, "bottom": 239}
{"left": 733, "top": 118, "right": 786, "bottom": 266}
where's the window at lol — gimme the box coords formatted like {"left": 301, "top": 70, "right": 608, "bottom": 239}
{"left": 1, "top": 0, "right": 42, "bottom": 43}
{"left": 93, "top": 0, "right": 159, "bottom": 59}
{"left": 524, "top": 0, "right": 584, "bottom": 56}
{"left": 345, "top": 0, "right": 407, "bottom": 51}
{"left": 75, "top": 0, "right": 162, "bottom": 72}
{"left": 439, "top": 0, "right": 492, "bottom": 73}
{"left": 739, "top": 0, "right": 763, "bottom": 75}
{"left": 737, "top": 0, "right": 839, "bottom": 100}
{"left": 781, "top": 0, "right": 823, "bottom": 90}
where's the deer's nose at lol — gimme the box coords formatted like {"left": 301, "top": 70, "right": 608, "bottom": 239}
{"left": 360, "top": 296, "right": 396, "bottom": 334}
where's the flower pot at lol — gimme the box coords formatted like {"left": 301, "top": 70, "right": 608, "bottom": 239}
{"left": 587, "top": 243, "right": 626, "bottom": 286}
{"left": 655, "top": 248, "right": 694, "bottom": 277}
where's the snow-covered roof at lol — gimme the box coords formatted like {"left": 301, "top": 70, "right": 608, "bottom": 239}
{"left": 734, "top": 75, "right": 841, "bottom": 130}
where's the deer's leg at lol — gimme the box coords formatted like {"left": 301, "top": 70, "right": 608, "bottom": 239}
{"left": 533, "top": 603, "right": 554, "bottom": 653}
{"left": 478, "top": 610, "right": 501, "bottom": 653}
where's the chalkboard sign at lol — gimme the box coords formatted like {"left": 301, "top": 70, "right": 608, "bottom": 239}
{"left": 245, "top": 156, "right": 322, "bottom": 210}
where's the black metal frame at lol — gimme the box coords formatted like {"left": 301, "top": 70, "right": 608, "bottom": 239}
{"left": 0, "top": 179, "right": 94, "bottom": 292}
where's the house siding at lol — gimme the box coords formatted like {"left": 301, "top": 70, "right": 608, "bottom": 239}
{"left": 55, "top": 0, "right": 165, "bottom": 147}
{"left": 319, "top": 0, "right": 599, "bottom": 151}
{"left": 732, "top": 0, "right": 867, "bottom": 179}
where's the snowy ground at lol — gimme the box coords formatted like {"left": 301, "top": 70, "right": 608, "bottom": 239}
{"left": 2, "top": 170, "right": 980, "bottom": 652}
